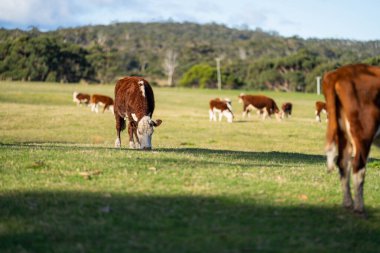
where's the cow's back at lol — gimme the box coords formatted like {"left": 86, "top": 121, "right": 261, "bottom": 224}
{"left": 210, "top": 98, "right": 228, "bottom": 111}
{"left": 115, "top": 76, "right": 155, "bottom": 118}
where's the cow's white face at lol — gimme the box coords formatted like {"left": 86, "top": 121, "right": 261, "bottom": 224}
{"left": 137, "top": 116, "right": 162, "bottom": 150}
{"left": 223, "top": 110, "right": 234, "bottom": 123}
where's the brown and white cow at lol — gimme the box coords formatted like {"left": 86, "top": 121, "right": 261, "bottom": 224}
{"left": 281, "top": 102, "right": 293, "bottom": 119}
{"left": 209, "top": 98, "right": 234, "bottom": 123}
{"left": 315, "top": 101, "right": 327, "bottom": 122}
{"left": 323, "top": 63, "right": 380, "bottom": 215}
{"left": 73, "top": 91, "right": 90, "bottom": 106}
{"left": 90, "top": 94, "right": 114, "bottom": 113}
{"left": 114, "top": 76, "right": 162, "bottom": 150}
{"left": 238, "top": 94, "right": 281, "bottom": 120}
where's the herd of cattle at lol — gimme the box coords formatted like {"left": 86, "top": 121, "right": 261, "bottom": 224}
{"left": 209, "top": 94, "right": 323, "bottom": 124}
{"left": 72, "top": 63, "right": 380, "bottom": 217}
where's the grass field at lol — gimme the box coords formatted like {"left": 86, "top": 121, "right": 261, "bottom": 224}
{"left": 1, "top": 81, "right": 380, "bottom": 253}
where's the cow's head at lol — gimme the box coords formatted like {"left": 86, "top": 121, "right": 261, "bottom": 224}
{"left": 136, "top": 116, "right": 162, "bottom": 150}
{"left": 238, "top": 93, "right": 245, "bottom": 103}
{"left": 73, "top": 91, "right": 78, "bottom": 102}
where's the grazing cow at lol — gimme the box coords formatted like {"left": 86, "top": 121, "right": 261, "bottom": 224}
{"left": 315, "top": 101, "right": 327, "bottom": 122}
{"left": 209, "top": 98, "right": 234, "bottom": 123}
{"left": 90, "top": 94, "right": 114, "bottom": 113}
{"left": 238, "top": 94, "right": 281, "bottom": 120}
{"left": 281, "top": 102, "right": 293, "bottom": 119}
{"left": 323, "top": 63, "right": 380, "bottom": 215}
{"left": 114, "top": 76, "right": 162, "bottom": 149}
{"left": 73, "top": 91, "right": 90, "bottom": 106}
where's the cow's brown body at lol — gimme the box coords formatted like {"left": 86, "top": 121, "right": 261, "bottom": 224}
{"left": 90, "top": 94, "right": 114, "bottom": 113}
{"left": 209, "top": 98, "right": 233, "bottom": 123}
{"left": 73, "top": 92, "right": 90, "bottom": 105}
{"left": 114, "top": 76, "right": 161, "bottom": 149}
{"left": 238, "top": 94, "right": 280, "bottom": 120}
{"left": 281, "top": 102, "right": 293, "bottom": 118}
{"left": 323, "top": 63, "right": 380, "bottom": 215}
{"left": 315, "top": 101, "right": 327, "bottom": 122}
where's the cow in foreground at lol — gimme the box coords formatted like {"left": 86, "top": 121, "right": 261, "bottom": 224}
{"left": 315, "top": 101, "right": 327, "bottom": 122}
{"left": 281, "top": 102, "right": 293, "bottom": 119}
{"left": 209, "top": 98, "right": 234, "bottom": 123}
{"left": 90, "top": 94, "right": 114, "bottom": 113}
{"left": 323, "top": 63, "right": 380, "bottom": 216}
{"left": 73, "top": 91, "right": 90, "bottom": 106}
{"left": 238, "top": 94, "right": 281, "bottom": 120}
{"left": 114, "top": 76, "right": 162, "bottom": 149}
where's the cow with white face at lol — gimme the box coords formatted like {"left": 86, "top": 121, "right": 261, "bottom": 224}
{"left": 73, "top": 91, "right": 91, "bottom": 106}
{"left": 114, "top": 77, "right": 162, "bottom": 150}
{"left": 209, "top": 98, "right": 234, "bottom": 123}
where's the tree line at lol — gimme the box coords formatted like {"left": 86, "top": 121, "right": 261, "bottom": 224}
{"left": 1, "top": 22, "right": 380, "bottom": 92}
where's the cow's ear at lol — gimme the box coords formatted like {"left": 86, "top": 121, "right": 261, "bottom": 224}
{"left": 152, "top": 119, "right": 162, "bottom": 127}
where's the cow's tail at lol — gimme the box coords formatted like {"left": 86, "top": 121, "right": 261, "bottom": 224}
{"left": 323, "top": 72, "right": 339, "bottom": 172}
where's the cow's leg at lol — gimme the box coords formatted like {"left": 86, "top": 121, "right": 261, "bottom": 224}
{"left": 213, "top": 110, "right": 217, "bottom": 121}
{"left": 315, "top": 110, "right": 321, "bottom": 122}
{"left": 336, "top": 129, "right": 353, "bottom": 209}
{"left": 115, "top": 114, "right": 125, "bottom": 148}
{"left": 218, "top": 111, "right": 223, "bottom": 122}
{"left": 96, "top": 104, "right": 100, "bottom": 113}
{"left": 209, "top": 110, "right": 213, "bottom": 121}
{"left": 242, "top": 105, "right": 248, "bottom": 119}
{"left": 262, "top": 108, "right": 268, "bottom": 119}
{"left": 351, "top": 139, "right": 371, "bottom": 214}
{"left": 132, "top": 124, "right": 140, "bottom": 149}
{"left": 128, "top": 122, "right": 135, "bottom": 148}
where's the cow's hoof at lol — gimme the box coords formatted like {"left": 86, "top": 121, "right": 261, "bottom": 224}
{"left": 342, "top": 199, "right": 353, "bottom": 210}
{"left": 353, "top": 209, "right": 368, "bottom": 219}
{"left": 115, "top": 139, "right": 121, "bottom": 148}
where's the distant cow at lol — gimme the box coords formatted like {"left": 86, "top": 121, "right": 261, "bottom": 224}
{"left": 209, "top": 98, "right": 234, "bottom": 123}
{"left": 114, "top": 76, "right": 162, "bottom": 149}
{"left": 281, "top": 102, "right": 293, "bottom": 119}
{"left": 238, "top": 94, "right": 281, "bottom": 120}
{"left": 73, "top": 91, "right": 90, "bottom": 106}
{"left": 90, "top": 94, "right": 114, "bottom": 113}
{"left": 315, "top": 101, "right": 327, "bottom": 122}
{"left": 323, "top": 63, "right": 380, "bottom": 215}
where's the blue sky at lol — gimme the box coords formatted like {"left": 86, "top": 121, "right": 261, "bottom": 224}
{"left": 0, "top": 0, "right": 379, "bottom": 41}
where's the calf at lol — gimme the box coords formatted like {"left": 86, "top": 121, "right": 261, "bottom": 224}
{"left": 281, "top": 102, "right": 293, "bottom": 119}
{"left": 114, "top": 76, "right": 162, "bottom": 149}
{"left": 315, "top": 101, "right": 327, "bottom": 122}
{"left": 90, "top": 94, "right": 114, "bottom": 113}
{"left": 73, "top": 91, "right": 90, "bottom": 106}
{"left": 323, "top": 63, "right": 380, "bottom": 215}
{"left": 238, "top": 94, "right": 281, "bottom": 120}
{"left": 209, "top": 98, "right": 234, "bottom": 123}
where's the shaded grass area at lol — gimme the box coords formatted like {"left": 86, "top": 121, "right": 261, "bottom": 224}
{"left": 1, "top": 143, "right": 380, "bottom": 253}
{"left": 1, "top": 191, "right": 380, "bottom": 253}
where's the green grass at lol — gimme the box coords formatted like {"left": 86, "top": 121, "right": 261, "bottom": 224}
{"left": 1, "top": 81, "right": 380, "bottom": 253}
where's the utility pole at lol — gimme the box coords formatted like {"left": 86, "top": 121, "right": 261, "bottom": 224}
{"left": 215, "top": 56, "right": 223, "bottom": 90}
{"left": 316, "top": 76, "right": 321, "bottom": 95}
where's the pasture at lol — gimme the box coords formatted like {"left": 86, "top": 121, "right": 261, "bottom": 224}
{"left": 1, "top": 81, "right": 380, "bottom": 253}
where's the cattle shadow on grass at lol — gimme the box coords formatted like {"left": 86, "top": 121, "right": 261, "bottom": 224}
{"left": 0, "top": 191, "right": 379, "bottom": 253}
{"left": 157, "top": 147, "right": 327, "bottom": 165}
{"left": 2, "top": 142, "right": 379, "bottom": 168}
